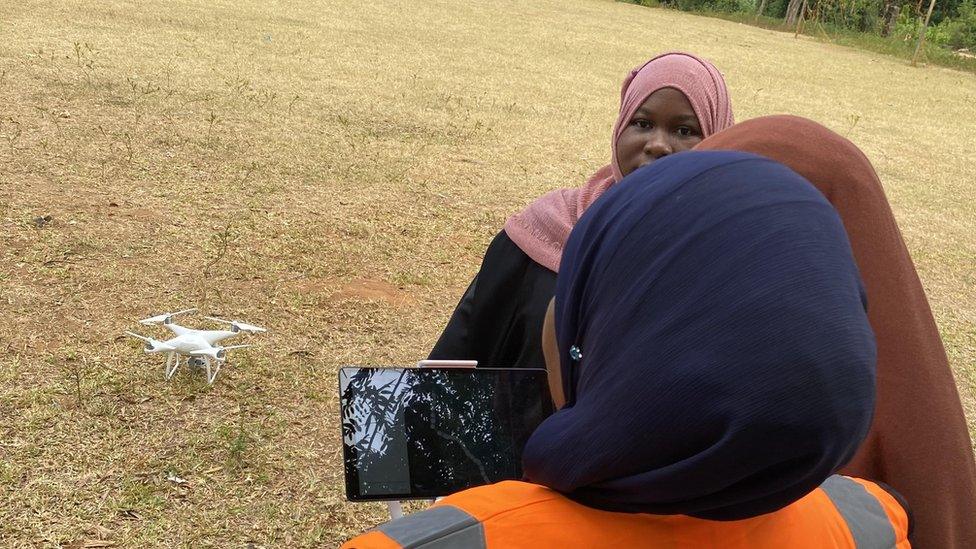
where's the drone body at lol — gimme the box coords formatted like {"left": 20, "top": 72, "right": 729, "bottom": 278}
{"left": 126, "top": 308, "right": 266, "bottom": 384}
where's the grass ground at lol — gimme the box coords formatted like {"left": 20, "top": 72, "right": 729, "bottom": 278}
{"left": 1, "top": 0, "right": 974, "bottom": 546}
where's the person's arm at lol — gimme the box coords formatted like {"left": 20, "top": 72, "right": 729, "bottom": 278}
{"left": 428, "top": 275, "right": 478, "bottom": 361}
{"left": 428, "top": 231, "right": 539, "bottom": 365}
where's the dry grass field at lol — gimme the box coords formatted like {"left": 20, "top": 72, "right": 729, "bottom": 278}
{"left": 1, "top": 0, "right": 974, "bottom": 546}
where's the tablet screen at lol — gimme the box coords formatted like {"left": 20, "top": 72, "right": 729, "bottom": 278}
{"left": 339, "top": 367, "right": 554, "bottom": 501}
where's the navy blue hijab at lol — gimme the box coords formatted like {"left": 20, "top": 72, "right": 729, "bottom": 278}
{"left": 522, "top": 151, "right": 876, "bottom": 520}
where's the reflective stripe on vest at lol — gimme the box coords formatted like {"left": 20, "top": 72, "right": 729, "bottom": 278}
{"left": 821, "top": 476, "right": 897, "bottom": 548}
{"left": 364, "top": 475, "right": 902, "bottom": 548}
{"left": 374, "top": 505, "right": 486, "bottom": 549}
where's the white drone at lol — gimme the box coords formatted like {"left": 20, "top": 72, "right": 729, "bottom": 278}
{"left": 125, "top": 308, "right": 266, "bottom": 384}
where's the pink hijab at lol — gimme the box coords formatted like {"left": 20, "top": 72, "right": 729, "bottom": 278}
{"left": 504, "top": 52, "right": 734, "bottom": 272}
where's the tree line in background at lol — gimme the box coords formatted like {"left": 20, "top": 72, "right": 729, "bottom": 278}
{"left": 625, "top": 0, "right": 976, "bottom": 53}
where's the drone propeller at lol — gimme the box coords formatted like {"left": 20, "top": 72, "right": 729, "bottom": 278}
{"left": 204, "top": 316, "right": 267, "bottom": 334}
{"left": 125, "top": 331, "right": 175, "bottom": 353}
{"left": 139, "top": 308, "right": 198, "bottom": 325}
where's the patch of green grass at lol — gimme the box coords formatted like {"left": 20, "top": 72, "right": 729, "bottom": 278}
{"left": 117, "top": 478, "right": 168, "bottom": 514}
{"left": 222, "top": 421, "right": 252, "bottom": 471}
{"left": 693, "top": 9, "right": 976, "bottom": 73}
{"left": 0, "top": 461, "right": 17, "bottom": 486}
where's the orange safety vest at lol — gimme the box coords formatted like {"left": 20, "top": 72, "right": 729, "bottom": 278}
{"left": 342, "top": 475, "right": 910, "bottom": 548}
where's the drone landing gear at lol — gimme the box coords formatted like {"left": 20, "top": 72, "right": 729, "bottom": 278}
{"left": 163, "top": 355, "right": 224, "bottom": 385}
{"left": 182, "top": 356, "right": 221, "bottom": 384}
{"left": 165, "top": 352, "right": 181, "bottom": 380}
{"left": 204, "top": 357, "right": 221, "bottom": 385}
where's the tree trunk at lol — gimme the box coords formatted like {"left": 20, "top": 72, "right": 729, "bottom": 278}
{"left": 794, "top": 0, "right": 809, "bottom": 36}
{"left": 881, "top": 4, "right": 900, "bottom": 37}
{"left": 880, "top": 0, "right": 894, "bottom": 36}
{"left": 757, "top": 0, "right": 768, "bottom": 17}
{"left": 911, "top": 0, "right": 937, "bottom": 66}
{"left": 785, "top": 0, "right": 804, "bottom": 24}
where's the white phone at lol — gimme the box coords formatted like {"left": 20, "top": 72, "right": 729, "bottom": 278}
{"left": 415, "top": 359, "right": 478, "bottom": 368}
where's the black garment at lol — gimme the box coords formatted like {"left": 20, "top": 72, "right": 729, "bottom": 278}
{"left": 429, "top": 231, "right": 557, "bottom": 369}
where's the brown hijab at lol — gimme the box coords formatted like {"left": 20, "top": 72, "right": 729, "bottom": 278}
{"left": 696, "top": 115, "right": 976, "bottom": 549}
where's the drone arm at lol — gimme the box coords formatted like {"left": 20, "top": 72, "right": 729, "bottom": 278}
{"left": 162, "top": 323, "right": 190, "bottom": 336}
{"left": 201, "top": 331, "right": 237, "bottom": 346}
{"left": 125, "top": 331, "right": 152, "bottom": 343}
{"left": 125, "top": 332, "right": 176, "bottom": 353}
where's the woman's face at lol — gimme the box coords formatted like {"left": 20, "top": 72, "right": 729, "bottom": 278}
{"left": 615, "top": 87, "right": 703, "bottom": 178}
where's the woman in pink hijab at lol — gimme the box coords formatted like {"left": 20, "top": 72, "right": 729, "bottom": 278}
{"left": 429, "top": 52, "right": 735, "bottom": 370}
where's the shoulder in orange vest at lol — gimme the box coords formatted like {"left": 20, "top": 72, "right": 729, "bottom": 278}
{"left": 342, "top": 475, "right": 910, "bottom": 548}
